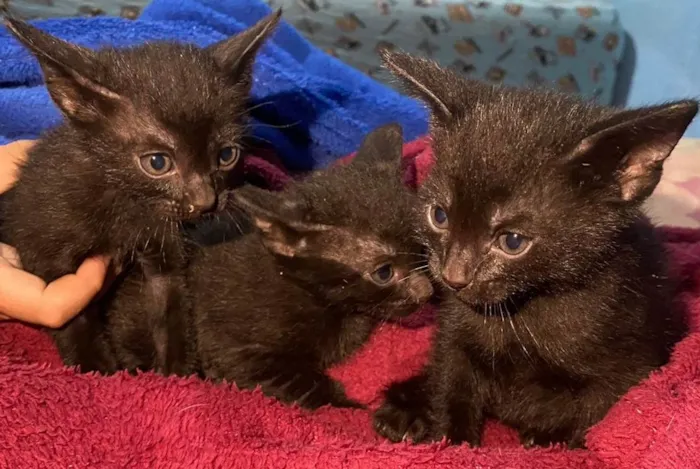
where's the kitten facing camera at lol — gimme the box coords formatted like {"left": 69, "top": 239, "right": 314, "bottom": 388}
{"left": 1, "top": 13, "right": 280, "bottom": 375}
{"left": 373, "top": 51, "right": 695, "bottom": 448}
{"left": 191, "top": 124, "right": 434, "bottom": 409}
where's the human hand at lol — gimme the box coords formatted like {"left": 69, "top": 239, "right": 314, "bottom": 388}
{"left": 0, "top": 139, "right": 34, "bottom": 193}
{"left": 0, "top": 139, "right": 112, "bottom": 328}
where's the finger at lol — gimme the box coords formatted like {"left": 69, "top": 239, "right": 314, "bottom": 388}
{"left": 37, "top": 256, "right": 112, "bottom": 328}
{"left": 0, "top": 140, "right": 36, "bottom": 194}
{"left": 0, "top": 243, "right": 22, "bottom": 268}
{"left": 3, "top": 140, "right": 35, "bottom": 165}
{"left": 0, "top": 255, "right": 110, "bottom": 328}
{"left": 0, "top": 265, "right": 52, "bottom": 324}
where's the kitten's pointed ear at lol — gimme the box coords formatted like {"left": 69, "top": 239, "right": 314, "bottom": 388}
{"left": 351, "top": 123, "right": 404, "bottom": 168}
{"left": 4, "top": 17, "right": 123, "bottom": 123}
{"left": 567, "top": 100, "right": 698, "bottom": 203}
{"left": 381, "top": 49, "right": 459, "bottom": 123}
{"left": 233, "top": 186, "right": 329, "bottom": 257}
{"left": 206, "top": 9, "right": 281, "bottom": 90}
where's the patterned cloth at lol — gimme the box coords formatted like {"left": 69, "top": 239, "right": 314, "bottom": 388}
{"left": 272, "top": 0, "right": 624, "bottom": 104}
{"left": 5, "top": 0, "right": 146, "bottom": 20}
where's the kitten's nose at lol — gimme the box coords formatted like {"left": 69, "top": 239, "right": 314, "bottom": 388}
{"left": 184, "top": 180, "right": 216, "bottom": 216}
{"left": 441, "top": 255, "right": 471, "bottom": 291}
{"left": 441, "top": 274, "right": 469, "bottom": 291}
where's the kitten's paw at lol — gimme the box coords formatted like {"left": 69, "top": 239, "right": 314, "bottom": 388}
{"left": 519, "top": 430, "right": 548, "bottom": 449}
{"left": 567, "top": 431, "right": 587, "bottom": 449}
{"left": 373, "top": 401, "right": 429, "bottom": 443}
{"left": 293, "top": 376, "right": 364, "bottom": 410}
{"left": 518, "top": 429, "right": 583, "bottom": 449}
{"left": 435, "top": 419, "right": 481, "bottom": 447}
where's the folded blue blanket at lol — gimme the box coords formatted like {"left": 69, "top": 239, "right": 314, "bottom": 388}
{"left": 0, "top": 0, "right": 428, "bottom": 171}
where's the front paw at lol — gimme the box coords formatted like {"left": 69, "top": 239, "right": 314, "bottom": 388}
{"left": 288, "top": 375, "right": 364, "bottom": 410}
{"left": 430, "top": 412, "right": 482, "bottom": 447}
{"left": 373, "top": 400, "right": 429, "bottom": 443}
{"left": 518, "top": 429, "right": 582, "bottom": 449}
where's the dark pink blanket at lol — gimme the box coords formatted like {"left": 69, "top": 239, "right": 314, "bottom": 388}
{"left": 2, "top": 140, "right": 699, "bottom": 468}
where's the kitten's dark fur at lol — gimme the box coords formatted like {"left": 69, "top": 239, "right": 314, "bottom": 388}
{"left": 373, "top": 51, "right": 696, "bottom": 448}
{"left": 1, "top": 13, "right": 280, "bottom": 375}
{"left": 190, "top": 124, "right": 434, "bottom": 409}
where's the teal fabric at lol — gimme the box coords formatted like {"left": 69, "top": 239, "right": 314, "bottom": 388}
{"left": 278, "top": 0, "right": 624, "bottom": 104}
{"left": 613, "top": 0, "right": 700, "bottom": 137}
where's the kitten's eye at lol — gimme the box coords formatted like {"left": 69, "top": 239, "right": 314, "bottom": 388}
{"left": 218, "top": 145, "right": 242, "bottom": 170}
{"left": 429, "top": 205, "right": 449, "bottom": 230}
{"left": 139, "top": 153, "right": 174, "bottom": 178}
{"left": 497, "top": 232, "right": 532, "bottom": 256}
{"left": 370, "top": 264, "right": 396, "bottom": 286}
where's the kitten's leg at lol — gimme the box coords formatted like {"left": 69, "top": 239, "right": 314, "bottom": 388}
{"left": 162, "top": 274, "right": 194, "bottom": 376}
{"left": 52, "top": 303, "right": 117, "bottom": 374}
{"left": 429, "top": 347, "right": 485, "bottom": 446}
{"left": 373, "top": 373, "right": 431, "bottom": 443}
{"left": 142, "top": 269, "right": 194, "bottom": 376}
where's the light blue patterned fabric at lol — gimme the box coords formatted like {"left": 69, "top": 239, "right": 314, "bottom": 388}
{"left": 272, "top": 0, "right": 624, "bottom": 105}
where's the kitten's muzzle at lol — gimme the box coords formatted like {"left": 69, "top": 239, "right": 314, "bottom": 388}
{"left": 440, "top": 244, "right": 474, "bottom": 291}
{"left": 183, "top": 180, "right": 217, "bottom": 217}
{"left": 441, "top": 264, "right": 472, "bottom": 291}
{"left": 410, "top": 275, "right": 434, "bottom": 304}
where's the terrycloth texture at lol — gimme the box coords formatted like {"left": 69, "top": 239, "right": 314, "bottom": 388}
{"left": 0, "top": 0, "right": 428, "bottom": 170}
{"left": 1, "top": 140, "right": 700, "bottom": 468}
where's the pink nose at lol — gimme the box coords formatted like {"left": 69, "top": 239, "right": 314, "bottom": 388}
{"left": 441, "top": 274, "right": 469, "bottom": 291}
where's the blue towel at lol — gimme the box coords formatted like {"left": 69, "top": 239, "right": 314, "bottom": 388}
{"left": 0, "top": 0, "right": 428, "bottom": 171}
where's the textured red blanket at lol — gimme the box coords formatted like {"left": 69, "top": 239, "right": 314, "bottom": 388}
{"left": 1, "top": 141, "right": 698, "bottom": 468}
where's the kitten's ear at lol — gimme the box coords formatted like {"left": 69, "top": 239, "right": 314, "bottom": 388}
{"left": 381, "top": 49, "right": 463, "bottom": 123}
{"left": 206, "top": 9, "right": 281, "bottom": 90}
{"left": 4, "top": 17, "right": 123, "bottom": 123}
{"left": 566, "top": 100, "right": 698, "bottom": 203}
{"left": 351, "top": 123, "right": 404, "bottom": 168}
{"left": 233, "top": 186, "right": 329, "bottom": 257}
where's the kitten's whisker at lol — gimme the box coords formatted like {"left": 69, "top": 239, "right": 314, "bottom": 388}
{"left": 238, "top": 100, "right": 275, "bottom": 117}
{"left": 511, "top": 299, "right": 540, "bottom": 351}
{"left": 144, "top": 228, "right": 153, "bottom": 252}
{"left": 488, "top": 303, "right": 496, "bottom": 374}
{"left": 505, "top": 302, "right": 532, "bottom": 362}
{"left": 395, "top": 252, "right": 430, "bottom": 258}
{"left": 247, "top": 134, "right": 275, "bottom": 147}
{"left": 407, "top": 265, "right": 430, "bottom": 274}
{"left": 251, "top": 120, "right": 301, "bottom": 130}
{"left": 225, "top": 208, "right": 246, "bottom": 235}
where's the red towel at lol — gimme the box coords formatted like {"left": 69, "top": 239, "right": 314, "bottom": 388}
{"left": 1, "top": 140, "right": 698, "bottom": 469}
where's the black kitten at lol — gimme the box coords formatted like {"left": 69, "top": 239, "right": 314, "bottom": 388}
{"left": 373, "top": 51, "right": 696, "bottom": 448}
{"left": 190, "top": 124, "right": 434, "bottom": 409}
{"left": 1, "top": 13, "right": 280, "bottom": 375}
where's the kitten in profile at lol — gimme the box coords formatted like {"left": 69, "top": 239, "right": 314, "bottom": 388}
{"left": 373, "top": 51, "right": 696, "bottom": 448}
{"left": 191, "top": 124, "right": 434, "bottom": 409}
{"left": 1, "top": 13, "right": 280, "bottom": 375}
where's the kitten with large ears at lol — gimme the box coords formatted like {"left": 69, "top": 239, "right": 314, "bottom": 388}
{"left": 1, "top": 13, "right": 280, "bottom": 375}
{"left": 191, "top": 124, "right": 434, "bottom": 409}
{"left": 373, "top": 51, "right": 695, "bottom": 448}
